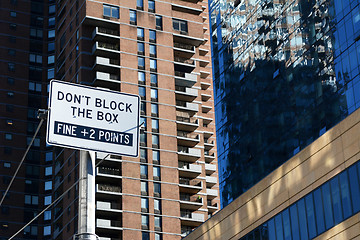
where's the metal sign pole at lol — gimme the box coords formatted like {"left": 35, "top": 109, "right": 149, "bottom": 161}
{"left": 74, "top": 150, "right": 98, "bottom": 240}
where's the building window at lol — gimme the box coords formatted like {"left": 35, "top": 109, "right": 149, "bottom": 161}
{"left": 140, "top": 132, "right": 147, "bottom": 146}
{"left": 137, "top": 27, "right": 144, "bottom": 40}
{"left": 140, "top": 101, "right": 146, "bottom": 114}
{"left": 48, "top": 55, "right": 55, "bottom": 64}
{"left": 140, "top": 148, "right": 147, "bottom": 161}
{"left": 48, "top": 42, "right": 55, "bottom": 52}
{"left": 44, "top": 181, "right": 52, "bottom": 191}
{"left": 43, "top": 226, "right": 51, "bottom": 236}
{"left": 48, "top": 68, "right": 55, "bottom": 79}
{"left": 44, "top": 210, "right": 51, "bottom": 221}
{"left": 103, "top": 4, "right": 119, "bottom": 18}
{"left": 9, "top": 23, "right": 17, "bottom": 30}
{"left": 137, "top": 0, "right": 143, "bottom": 9}
{"left": 150, "top": 73, "right": 157, "bottom": 86}
{"left": 154, "top": 182, "right": 161, "bottom": 197}
{"left": 29, "top": 82, "right": 42, "bottom": 93}
{"left": 3, "top": 162, "right": 11, "bottom": 168}
{"left": 153, "top": 150, "right": 160, "bottom": 163}
{"left": 141, "top": 198, "right": 149, "bottom": 212}
{"left": 173, "top": 19, "right": 188, "bottom": 33}
{"left": 45, "top": 167, "right": 52, "bottom": 176}
{"left": 49, "top": 5, "right": 55, "bottom": 14}
{"left": 48, "top": 17, "right": 55, "bottom": 27}
{"left": 148, "top": 0, "right": 155, "bottom": 12}
{"left": 140, "top": 165, "right": 148, "bottom": 178}
{"left": 46, "top": 152, "right": 53, "bottom": 162}
{"left": 10, "top": 11, "right": 17, "bottom": 17}
{"left": 8, "top": 63, "right": 15, "bottom": 72}
{"left": 142, "top": 232, "right": 150, "bottom": 240}
{"left": 5, "top": 133, "right": 12, "bottom": 140}
{"left": 25, "top": 195, "right": 38, "bottom": 205}
{"left": 24, "top": 225, "right": 38, "bottom": 236}
{"left": 149, "top": 44, "right": 156, "bottom": 57}
{"left": 44, "top": 195, "right": 52, "bottom": 205}
{"left": 29, "top": 54, "right": 42, "bottom": 64}
{"left": 141, "top": 215, "right": 149, "bottom": 229}
{"left": 8, "top": 49, "right": 16, "bottom": 56}
{"left": 138, "top": 42, "right": 145, "bottom": 55}
{"left": 140, "top": 117, "right": 147, "bottom": 129}
{"left": 149, "top": 30, "right": 156, "bottom": 42}
{"left": 151, "top": 103, "right": 158, "bottom": 116}
{"left": 154, "top": 199, "right": 161, "bottom": 214}
{"left": 150, "top": 59, "right": 157, "bottom": 71}
{"left": 48, "top": 30, "right": 55, "bottom": 38}
{"left": 139, "top": 86, "right": 146, "bottom": 99}
{"left": 155, "top": 15, "right": 162, "bottom": 30}
{"left": 154, "top": 216, "right": 161, "bottom": 230}
{"left": 141, "top": 181, "right": 148, "bottom": 195}
{"left": 152, "top": 119, "right": 159, "bottom": 132}
{"left": 130, "top": 10, "right": 137, "bottom": 24}
{"left": 7, "top": 78, "right": 14, "bottom": 85}
{"left": 153, "top": 166, "right": 160, "bottom": 180}
{"left": 138, "top": 57, "right": 145, "bottom": 69}
{"left": 151, "top": 88, "right": 158, "bottom": 101}
{"left": 138, "top": 71, "right": 146, "bottom": 84}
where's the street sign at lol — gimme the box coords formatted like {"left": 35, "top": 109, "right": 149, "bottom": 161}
{"left": 47, "top": 80, "right": 140, "bottom": 157}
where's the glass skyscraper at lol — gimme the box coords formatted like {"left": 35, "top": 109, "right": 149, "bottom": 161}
{"left": 209, "top": 0, "right": 360, "bottom": 207}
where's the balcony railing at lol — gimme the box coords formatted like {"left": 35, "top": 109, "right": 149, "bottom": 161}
{"left": 177, "top": 131, "right": 198, "bottom": 139}
{"left": 174, "top": 57, "right": 195, "bottom": 65}
{"left": 98, "top": 166, "right": 121, "bottom": 176}
{"left": 180, "top": 193, "right": 202, "bottom": 203}
{"left": 98, "top": 27, "right": 119, "bottom": 36}
{"left": 174, "top": 42, "right": 195, "bottom": 51}
{"left": 96, "top": 219, "right": 122, "bottom": 228}
{"left": 97, "top": 183, "right": 121, "bottom": 193}
{"left": 179, "top": 177, "right": 202, "bottom": 187}
{"left": 97, "top": 201, "right": 122, "bottom": 210}
{"left": 98, "top": 42, "right": 120, "bottom": 51}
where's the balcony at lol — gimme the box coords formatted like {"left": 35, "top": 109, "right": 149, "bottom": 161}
{"left": 205, "top": 176, "right": 217, "bottom": 187}
{"left": 180, "top": 194, "right": 203, "bottom": 210}
{"left": 204, "top": 139, "right": 215, "bottom": 150}
{"left": 93, "top": 71, "right": 120, "bottom": 90}
{"left": 176, "top": 100, "right": 198, "bottom": 112}
{"left": 171, "top": 3, "right": 202, "bottom": 15}
{"left": 96, "top": 218, "right": 122, "bottom": 230}
{"left": 205, "top": 163, "right": 216, "bottom": 174}
{"left": 201, "top": 93, "right": 212, "bottom": 101}
{"left": 173, "top": 32, "right": 204, "bottom": 46}
{"left": 178, "top": 162, "right": 201, "bottom": 178}
{"left": 177, "top": 131, "right": 200, "bottom": 147}
{"left": 175, "top": 71, "right": 197, "bottom": 87}
{"left": 174, "top": 57, "right": 196, "bottom": 70}
{"left": 96, "top": 201, "right": 122, "bottom": 212}
{"left": 199, "top": 47, "right": 209, "bottom": 55}
{"left": 178, "top": 146, "right": 201, "bottom": 162}
{"left": 92, "top": 41, "right": 120, "bottom": 57}
{"left": 198, "top": 58, "right": 210, "bottom": 67}
{"left": 180, "top": 211, "right": 205, "bottom": 227}
{"left": 200, "top": 69, "right": 210, "bottom": 78}
{"left": 96, "top": 166, "right": 121, "bottom": 179}
{"left": 200, "top": 81, "right": 211, "bottom": 90}
{"left": 92, "top": 27, "right": 120, "bottom": 42}
{"left": 203, "top": 129, "right": 214, "bottom": 138}
{"left": 201, "top": 104, "right": 212, "bottom": 113}
{"left": 207, "top": 200, "right": 218, "bottom": 212}
{"left": 174, "top": 42, "right": 195, "bottom": 58}
{"left": 179, "top": 177, "right": 202, "bottom": 194}
{"left": 93, "top": 56, "right": 120, "bottom": 73}
{"left": 206, "top": 188, "right": 218, "bottom": 199}
{"left": 96, "top": 183, "right": 122, "bottom": 195}
{"left": 175, "top": 86, "right": 198, "bottom": 101}
{"left": 204, "top": 151, "right": 215, "bottom": 163}
{"left": 176, "top": 116, "right": 198, "bottom": 131}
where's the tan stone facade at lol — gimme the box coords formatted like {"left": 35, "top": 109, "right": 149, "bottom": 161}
{"left": 184, "top": 108, "right": 360, "bottom": 240}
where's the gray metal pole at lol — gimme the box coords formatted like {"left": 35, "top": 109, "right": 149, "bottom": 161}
{"left": 75, "top": 150, "right": 98, "bottom": 240}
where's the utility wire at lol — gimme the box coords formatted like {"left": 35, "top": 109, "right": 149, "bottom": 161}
{"left": 8, "top": 152, "right": 110, "bottom": 240}
{"left": 0, "top": 118, "right": 45, "bottom": 208}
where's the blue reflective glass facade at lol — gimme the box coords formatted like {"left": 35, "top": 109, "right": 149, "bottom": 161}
{"left": 209, "top": 0, "right": 360, "bottom": 206}
{"left": 239, "top": 160, "right": 360, "bottom": 240}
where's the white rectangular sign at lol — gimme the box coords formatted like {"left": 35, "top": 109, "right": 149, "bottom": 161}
{"left": 47, "top": 80, "right": 140, "bottom": 157}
